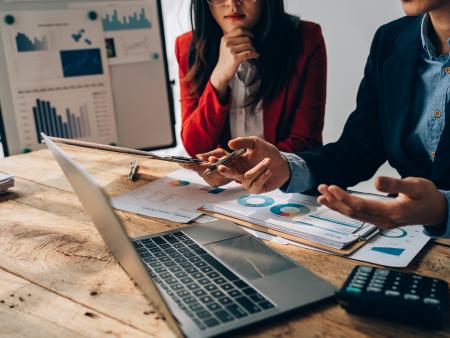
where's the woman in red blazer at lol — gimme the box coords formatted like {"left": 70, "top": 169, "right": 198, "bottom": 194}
{"left": 176, "top": 0, "right": 326, "bottom": 185}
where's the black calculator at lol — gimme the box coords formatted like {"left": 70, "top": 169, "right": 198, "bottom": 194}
{"left": 336, "top": 265, "right": 449, "bottom": 328}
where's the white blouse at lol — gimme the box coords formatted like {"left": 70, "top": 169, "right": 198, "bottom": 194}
{"left": 229, "top": 61, "right": 264, "bottom": 139}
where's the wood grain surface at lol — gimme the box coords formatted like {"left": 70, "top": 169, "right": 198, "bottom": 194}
{"left": 0, "top": 146, "right": 448, "bottom": 337}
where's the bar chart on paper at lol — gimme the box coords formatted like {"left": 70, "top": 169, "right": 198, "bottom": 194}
{"left": 102, "top": 8, "right": 151, "bottom": 32}
{"left": 32, "top": 98, "right": 91, "bottom": 142}
{"left": 16, "top": 32, "right": 48, "bottom": 53}
{"left": 15, "top": 83, "right": 117, "bottom": 148}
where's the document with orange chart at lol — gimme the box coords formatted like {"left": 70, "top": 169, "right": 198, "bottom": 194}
{"left": 203, "top": 191, "right": 382, "bottom": 250}
{"left": 111, "top": 169, "right": 245, "bottom": 223}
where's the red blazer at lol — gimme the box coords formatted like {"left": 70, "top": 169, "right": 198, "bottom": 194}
{"left": 175, "top": 21, "right": 327, "bottom": 156}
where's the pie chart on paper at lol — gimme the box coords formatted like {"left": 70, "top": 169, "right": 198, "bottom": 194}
{"left": 169, "top": 180, "right": 190, "bottom": 187}
{"left": 237, "top": 195, "right": 275, "bottom": 207}
{"left": 270, "top": 203, "right": 311, "bottom": 217}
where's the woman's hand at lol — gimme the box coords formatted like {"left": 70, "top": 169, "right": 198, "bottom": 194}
{"left": 180, "top": 148, "right": 233, "bottom": 187}
{"left": 210, "top": 28, "right": 259, "bottom": 100}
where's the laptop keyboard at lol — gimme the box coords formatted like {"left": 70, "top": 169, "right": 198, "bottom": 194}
{"left": 133, "top": 231, "right": 275, "bottom": 330}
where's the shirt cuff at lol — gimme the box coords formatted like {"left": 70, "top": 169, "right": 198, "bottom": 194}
{"left": 279, "top": 152, "right": 315, "bottom": 193}
{"left": 423, "top": 190, "right": 450, "bottom": 238}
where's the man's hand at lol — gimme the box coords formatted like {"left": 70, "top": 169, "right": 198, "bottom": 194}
{"left": 218, "top": 137, "right": 291, "bottom": 194}
{"left": 180, "top": 148, "right": 233, "bottom": 187}
{"left": 317, "top": 176, "right": 448, "bottom": 229}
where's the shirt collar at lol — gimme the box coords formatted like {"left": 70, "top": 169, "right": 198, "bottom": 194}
{"left": 421, "top": 13, "right": 450, "bottom": 60}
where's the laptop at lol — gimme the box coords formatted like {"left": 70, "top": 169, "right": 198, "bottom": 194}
{"left": 42, "top": 133, "right": 335, "bottom": 338}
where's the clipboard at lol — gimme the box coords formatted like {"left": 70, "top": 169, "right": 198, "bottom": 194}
{"left": 44, "top": 134, "right": 203, "bottom": 165}
{"left": 198, "top": 207, "right": 377, "bottom": 256}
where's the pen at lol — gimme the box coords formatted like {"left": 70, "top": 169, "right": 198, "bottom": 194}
{"left": 204, "top": 149, "right": 246, "bottom": 175}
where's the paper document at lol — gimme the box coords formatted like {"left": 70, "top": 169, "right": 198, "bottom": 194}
{"left": 243, "top": 225, "right": 430, "bottom": 268}
{"left": 349, "top": 225, "right": 430, "bottom": 267}
{"left": 203, "top": 191, "right": 382, "bottom": 249}
{"left": 0, "top": 9, "right": 118, "bottom": 151}
{"left": 0, "top": 174, "right": 14, "bottom": 194}
{"left": 112, "top": 169, "right": 245, "bottom": 223}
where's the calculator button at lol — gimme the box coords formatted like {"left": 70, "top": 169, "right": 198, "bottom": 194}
{"left": 404, "top": 294, "right": 420, "bottom": 301}
{"left": 372, "top": 278, "right": 386, "bottom": 284}
{"left": 356, "top": 272, "right": 369, "bottom": 278}
{"left": 350, "top": 282, "right": 365, "bottom": 289}
{"left": 423, "top": 298, "right": 440, "bottom": 305}
{"left": 346, "top": 286, "right": 362, "bottom": 293}
{"left": 412, "top": 275, "right": 423, "bottom": 280}
{"left": 385, "top": 290, "right": 401, "bottom": 297}
{"left": 358, "top": 266, "right": 373, "bottom": 273}
{"left": 369, "top": 282, "right": 384, "bottom": 289}
{"left": 374, "top": 270, "right": 390, "bottom": 277}
{"left": 367, "top": 287, "right": 382, "bottom": 293}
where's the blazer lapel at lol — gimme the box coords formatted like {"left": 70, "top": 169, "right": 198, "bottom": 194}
{"left": 382, "top": 18, "right": 422, "bottom": 165}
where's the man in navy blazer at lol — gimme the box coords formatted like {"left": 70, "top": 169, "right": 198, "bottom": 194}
{"left": 201, "top": 0, "right": 450, "bottom": 237}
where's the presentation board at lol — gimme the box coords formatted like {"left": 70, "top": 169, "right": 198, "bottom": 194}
{"left": 0, "top": 0, "right": 175, "bottom": 156}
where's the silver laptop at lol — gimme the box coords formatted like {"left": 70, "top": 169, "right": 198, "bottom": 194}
{"left": 42, "top": 133, "right": 335, "bottom": 338}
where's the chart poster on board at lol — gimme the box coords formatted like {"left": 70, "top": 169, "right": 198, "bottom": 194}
{"left": 0, "top": 9, "right": 118, "bottom": 151}
{"left": 72, "top": 0, "right": 160, "bottom": 66}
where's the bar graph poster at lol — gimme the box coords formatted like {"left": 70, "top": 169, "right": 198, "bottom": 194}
{"left": 0, "top": 9, "right": 118, "bottom": 151}
{"left": 16, "top": 84, "right": 117, "bottom": 146}
{"left": 72, "top": 1, "right": 160, "bottom": 65}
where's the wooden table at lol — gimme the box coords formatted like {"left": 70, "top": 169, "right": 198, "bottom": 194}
{"left": 0, "top": 145, "right": 449, "bottom": 338}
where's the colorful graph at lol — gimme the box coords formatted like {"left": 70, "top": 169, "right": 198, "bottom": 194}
{"left": 102, "top": 8, "right": 152, "bottom": 32}
{"left": 310, "top": 209, "right": 363, "bottom": 228}
{"left": 209, "top": 187, "right": 225, "bottom": 194}
{"left": 270, "top": 203, "right": 310, "bottom": 217}
{"left": 237, "top": 195, "right": 274, "bottom": 208}
{"left": 60, "top": 49, "right": 104, "bottom": 78}
{"left": 33, "top": 98, "right": 91, "bottom": 142}
{"left": 16, "top": 32, "right": 48, "bottom": 52}
{"left": 371, "top": 247, "right": 405, "bottom": 256}
{"left": 71, "top": 29, "right": 92, "bottom": 45}
{"left": 169, "top": 180, "right": 190, "bottom": 187}
{"left": 381, "top": 228, "right": 407, "bottom": 238}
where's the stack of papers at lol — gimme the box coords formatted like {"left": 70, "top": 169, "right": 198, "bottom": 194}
{"left": 0, "top": 174, "right": 14, "bottom": 194}
{"left": 112, "top": 169, "right": 244, "bottom": 223}
{"left": 203, "top": 190, "right": 381, "bottom": 250}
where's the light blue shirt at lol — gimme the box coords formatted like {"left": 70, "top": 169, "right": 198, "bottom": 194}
{"left": 281, "top": 14, "right": 450, "bottom": 238}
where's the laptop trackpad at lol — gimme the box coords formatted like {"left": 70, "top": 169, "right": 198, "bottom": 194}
{"left": 205, "top": 235, "right": 296, "bottom": 281}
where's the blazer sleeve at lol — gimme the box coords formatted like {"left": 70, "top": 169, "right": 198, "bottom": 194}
{"left": 277, "top": 24, "right": 327, "bottom": 153}
{"left": 175, "top": 36, "right": 231, "bottom": 157}
{"left": 298, "top": 26, "right": 387, "bottom": 189}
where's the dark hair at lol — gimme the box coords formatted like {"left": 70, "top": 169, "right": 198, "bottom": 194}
{"left": 186, "top": 0, "right": 301, "bottom": 104}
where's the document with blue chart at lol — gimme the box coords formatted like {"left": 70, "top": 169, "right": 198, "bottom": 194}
{"left": 0, "top": 9, "right": 117, "bottom": 151}
{"left": 203, "top": 191, "right": 383, "bottom": 250}
{"left": 111, "top": 169, "right": 246, "bottom": 224}
{"left": 72, "top": 1, "right": 158, "bottom": 66}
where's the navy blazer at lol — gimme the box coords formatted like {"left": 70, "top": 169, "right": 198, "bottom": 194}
{"left": 299, "top": 16, "right": 450, "bottom": 191}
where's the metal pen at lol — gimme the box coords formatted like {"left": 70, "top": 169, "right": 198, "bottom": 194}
{"left": 204, "top": 149, "right": 246, "bottom": 175}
